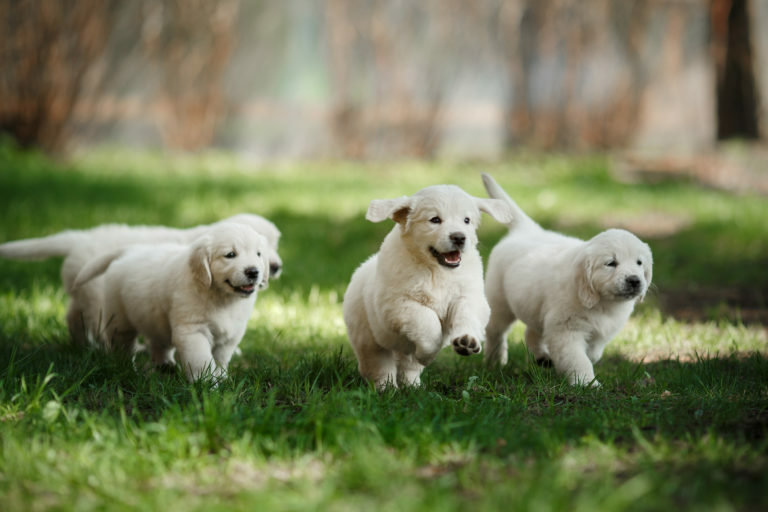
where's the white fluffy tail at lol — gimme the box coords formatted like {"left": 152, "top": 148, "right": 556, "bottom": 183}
{"left": 73, "top": 249, "right": 125, "bottom": 289}
{"left": 481, "top": 173, "right": 540, "bottom": 232}
{"left": 0, "top": 231, "right": 88, "bottom": 261}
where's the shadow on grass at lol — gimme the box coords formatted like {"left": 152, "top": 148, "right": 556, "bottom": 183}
{"left": 3, "top": 334, "right": 766, "bottom": 458}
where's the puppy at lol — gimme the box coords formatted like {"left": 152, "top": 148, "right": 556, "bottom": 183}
{"left": 343, "top": 184, "right": 513, "bottom": 389}
{"left": 481, "top": 174, "right": 653, "bottom": 386}
{"left": 0, "top": 213, "right": 281, "bottom": 343}
{"left": 72, "top": 223, "right": 270, "bottom": 381}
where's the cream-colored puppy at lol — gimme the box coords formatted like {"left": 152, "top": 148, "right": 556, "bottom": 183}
{"left": 343, "top": 184, "right": 514, "bottom": 389}
{"left": 0, "top": 213, "right": 281, "bottom": 343}
{"left": 73, "top": 223, "right": 270, "bottom": 381}
{"left": 482, "top": 174, "right": 653, "bottom": 386}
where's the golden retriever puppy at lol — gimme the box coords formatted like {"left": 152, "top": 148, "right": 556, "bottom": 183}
{"left": 73, "top": 223, "right": 270, "bottom": 381}
{"left": 343, "top": 184, "right": 514, "bottom": 389}
{"left": 481, "top": 174, "right": 653, "bottom": 386}
{"left": 0, "top": 213, "right": 281, "bottom": 343}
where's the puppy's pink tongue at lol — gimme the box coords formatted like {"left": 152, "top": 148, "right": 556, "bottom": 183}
{"left": 444, "top": 251, "right": 461, "bottom": 264}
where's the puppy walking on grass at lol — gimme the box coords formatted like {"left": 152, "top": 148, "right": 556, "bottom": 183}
{"left": 481, "top": 174, "right": 653, "bottom": 386}
{"left": 343, "top": 184, "right": 513, "bottom": 389}
{"left": 73, "top": 223, "right": 271, "bottom": 381}
{"left": 0, "top": 213, "right": 282, "bottom": 344}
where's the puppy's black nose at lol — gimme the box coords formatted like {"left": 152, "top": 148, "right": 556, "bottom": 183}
{"left": 626, "top": 275, "right": 641, "bottom": 289}
{"left": 244, "top": 267, "right": 260, "bottom": 280}
{"left": 269, "top": 263, "right": 282, "bottom": 277}
{"left": 449, "top": 232, "right": 466, "bottom": 248}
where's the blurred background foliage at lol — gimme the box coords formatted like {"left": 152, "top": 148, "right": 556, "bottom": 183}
{"left": 1, "top": 0, "right": 767, "bottom": 160}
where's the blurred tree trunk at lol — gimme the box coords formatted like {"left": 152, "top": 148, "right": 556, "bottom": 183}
{"left": 499, "top": 0, "right": 720, "bottom": 151}
{"left": 0, "top": 0, "right": 240, "bottom": 154}
{"left": 0, "top": 0, "right": 119, "bottom": 153}
{"left": 141, "top": 0, "right": 240, "bottom": 151}
{"left": 323, "top": 0, "right": 445, "bottom": 159}
{"left": 711, "top": 0, "right": 759, "bottom": 140}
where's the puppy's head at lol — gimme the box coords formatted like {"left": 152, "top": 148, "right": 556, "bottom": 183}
{"left": 366, "top": 185, "right": 513, "bottom": 269}
{"left": 189, "top": 222, "right": 271, "bottom": 297}
{"left": 218, "top": 214, "right": 283, "bottom": 279}
{"left": 577, "top": 229, "right": 653, "bottom": 308}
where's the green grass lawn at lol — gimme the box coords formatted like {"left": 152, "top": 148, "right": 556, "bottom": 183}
{"left": 0, "top": 143, "right": 766, "bottom": 511}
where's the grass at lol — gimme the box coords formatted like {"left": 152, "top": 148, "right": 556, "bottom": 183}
{"left": 0, "top": 142, "right": 766, "bottom": 511}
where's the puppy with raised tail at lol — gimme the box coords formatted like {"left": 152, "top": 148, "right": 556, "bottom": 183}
{"left": 343, "top": 184, "right": 513, "bottom": 389}
{"left": 481, "top": 174, "right": 653, "bottom": 386}
{"left": 0, "top": 213, "right": 282, "bottom": 344}
{"left": 73, "top": 223, "right": 270, "bottom": 381}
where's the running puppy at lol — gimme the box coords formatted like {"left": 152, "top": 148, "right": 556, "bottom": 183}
{"left": 343, "top": 184, "right": 513, "bottom": 389}
{"left": 482, "top": 174, "right": 653, "bottom": 386}
{"left": 0, "top": 213, "right": 281, "bottom": 343}
{"left": 73, "top": 223, "right": 270, "bottom": 381}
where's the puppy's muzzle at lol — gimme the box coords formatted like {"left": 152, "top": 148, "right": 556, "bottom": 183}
{"left": 226, "top": 267, "right": 261, "bottom": 296}
{"left": 620, "top": 275, "right": 643, "bottom": 297}
{"left": 449, "top": 232, "right": 466, "bottom": 248}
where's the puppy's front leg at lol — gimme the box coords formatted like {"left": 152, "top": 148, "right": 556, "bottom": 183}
{"left": 394, "top": 301, "right": 443, "bottom": 366}
{"left": 547, "top": 331, "right": 600, "bottom": 387}
{"left": 446, "top": 298, "right": 489, "bottom": 356}
{"left": 212, "top": 343, "right": 238, "bottom": 373}
{"left": 173, "top": 326, "right": 222, "bottom": 381}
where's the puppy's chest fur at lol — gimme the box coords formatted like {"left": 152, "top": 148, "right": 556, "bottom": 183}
{"left": 379, "top": 252, "right": 481, "bottom": 326}
{"left": 563, "top": 302, "right": 634, "bottom": 344}
{"left": 207, "top": 300, "right": 253, "bottom": 345}
{"left": 171, "top": 292, "right": 255, "bottom": 347}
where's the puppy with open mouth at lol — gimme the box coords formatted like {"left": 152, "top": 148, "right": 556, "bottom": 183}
{"left": 343, "top": 184, "right": 513, "bottom": 389}
{"left": 481, "top": 174, "right": 653, "bottom": 386}
{"left": 0, "top": 213, "right": 282, "bottom": 345}
{"left": 73, "top": 222, "right": 270, "bottom": 381}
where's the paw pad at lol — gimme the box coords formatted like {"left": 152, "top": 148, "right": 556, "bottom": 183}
{"left": 452, "top": 334, "right": 480, "bottom": 356}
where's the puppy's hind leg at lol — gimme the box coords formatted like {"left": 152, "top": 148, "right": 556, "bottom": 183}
{"left": 524, "top": 328, "right": 551, "bottom": 367}
{"left": 484, "top": 301, "right": 515, "bottom": 366}
{"left": 66, "top": 302, "right": 89, "bottom": 345}
{"left": 96, "top": 309, "right": 138, "bottom": 355}
{"left": 148, "top": 340, "right": 176, "bottom": 368}
{"left": 396, "top": 353, "right": 424, "bottom": 388}
{"left": 356, "top": 342, "right": 398, "bottom": 390}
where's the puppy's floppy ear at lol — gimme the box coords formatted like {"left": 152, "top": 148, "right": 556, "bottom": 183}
{"left": 639, "top": 243, "right": 653, "bottom": 301}
{"left": 576, "top": 254, "right": 600, "bottom": 309}
{"left": 258, "top": 250, "right": 270, "bottom": 290}
{"left": 189, "top": 236, "right": 213, "bottom": 288}
{"left": 366, "top": 196, "right": 411, "bottom": 225}
{"left": 475, "top": 197, "right": 514, "bottom": 225}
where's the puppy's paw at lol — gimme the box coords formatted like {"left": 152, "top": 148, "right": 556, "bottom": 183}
{"left": 452, "top": 334, "right": 481, "bottom": 356}
{"left": 569, "top": 374, "right": 601, "bottom": 387}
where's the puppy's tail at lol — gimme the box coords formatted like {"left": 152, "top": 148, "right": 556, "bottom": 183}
{"left": 481, "top": 173, "right": 540, "bottom": 232}
{"left": 0, "top": 231, "right": 89, "bottom": 261}
{"left": 73, "top": 249, "right": 125, "bottom": 289}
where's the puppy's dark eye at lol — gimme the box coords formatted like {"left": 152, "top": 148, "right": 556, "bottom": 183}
{"left": 636, "top": 259, "right": 642, "bottom": 266}
{"left": 430, "top": 217, "right": 442, "bottom": 224}
{"left": 606, "top": 260, "right": 618, "bottom": 268}
{"left": 464, "top": 217, "right": 470, "bottom": 224}
{"left": 257, "top": 252, "right": 262, "bottom": 257}
{"left": 225, "top": 251, "right": 237, "bottom": 259}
